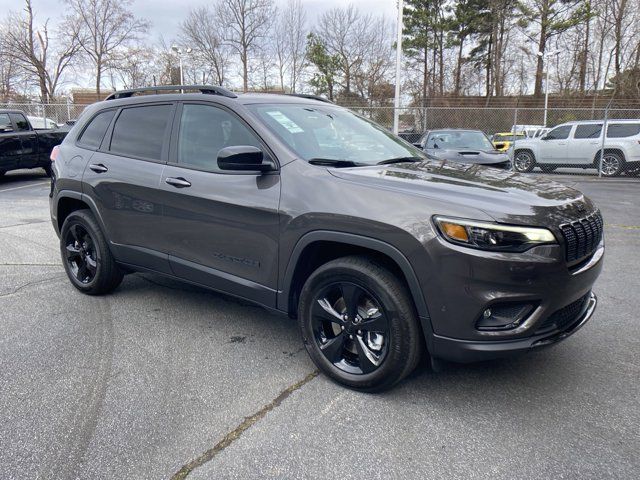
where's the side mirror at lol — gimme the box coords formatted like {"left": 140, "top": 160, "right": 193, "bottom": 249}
{"left": 217, "top": 145, "right": 272, "bottom": 172}
{"left": 540, "top": 135, "right": 550, "bottom": 141}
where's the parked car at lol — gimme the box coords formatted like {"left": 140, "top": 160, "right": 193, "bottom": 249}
{"left": 27, "top": 115, "right": 60, "bottom": 130}
{"left": 415, "top": 129, "right": 511, "bottom": 169}
{"left": 0, "top": 109, "right": 69, "bottom": 177}
{"left": 512, "top": 119, "right": 640, "bottom": 176}
{"left": 50, "top": 85, "right": 603, "bottom": 391}
{"left": 492, "top": 131, "right": 526, "bottom": 151}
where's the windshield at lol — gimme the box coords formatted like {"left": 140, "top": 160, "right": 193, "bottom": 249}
{"left": 247, "top": 104, "right": 426, "bottom": 165}
{"left": 426, "top": 130, "right": 494, "bottom": 150}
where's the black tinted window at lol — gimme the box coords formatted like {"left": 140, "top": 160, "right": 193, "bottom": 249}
{"left": 78, "top": 110, "right": 116, "bottom": 149}
{"left": 574, "top": 124, "right": 602, "bottom": 139}
{"left": 110, "top": 105, "right": 171, "bottom": 160}
{"left": 607, "top": 123, "right": 640, "bottom": 138}
{"left": 10, "top": 113, "right": 30, "bottom": 131}
{"left": 178, "top": 104, "right": 261, "bottom": 172}
{"left": 0, "top": 113, "right": 12, "bottom": 132}
{"left": 546, "top": 125, "right": 571, "bottom": 140}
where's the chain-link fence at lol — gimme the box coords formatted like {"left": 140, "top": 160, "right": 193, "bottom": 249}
{"left": 348, "top": 106, "right": 640, "bottom": 178}
{"left": 0, "top": 102, "right": 89, "bottom": 127}
{"left": 3, "top": 101, "right": 639, "bottom": 178}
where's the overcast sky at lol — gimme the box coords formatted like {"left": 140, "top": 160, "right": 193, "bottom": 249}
{"left": 5, "top": 0, "right": 397, "bottom": 41}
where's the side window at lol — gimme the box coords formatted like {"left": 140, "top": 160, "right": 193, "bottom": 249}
{"left": 545, "top": 125, "right": 571, "bottom": 140}
{"left": 574, "top": 124, "right": 602, "bottom": 139}
{"left": 109, "top": 104, "right": 172, "bottom": 161}
{"left": 0, "top": 113, "right": 13, "bottom": 132}
{"left": 607, "top": 123, "right": 640, "bottom": 138}
{"left": 77, "top": 110, "right": 116, "bottom": 149}
{"left": 10, "top": 113, "right": 30, "bottom": 131}
{"left": 177, "top": 104, "right": 262, "bottom": 172}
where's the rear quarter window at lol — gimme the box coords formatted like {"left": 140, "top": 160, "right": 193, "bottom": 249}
{"left": 607, "top": 123, "right": 640, "bottom": 138}
{"left": 109, "top": 104, "right": 172, "bottom": 161}
{"left": 77, "top": 110, "right": 117, "bottom": 149}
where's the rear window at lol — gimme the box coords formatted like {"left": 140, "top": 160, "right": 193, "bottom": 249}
{"left": 574, "top": 124, "right": 602, "bottom": 139}
{"left": 109, "top": 104, "right": 172, "bottom": 161}
{"left": 9, "top": 113, "right": 30, "bottom": 131}
{"left": 607, "top": 123, "right": 640, "bottom": 138}
{"left": 77, "top": 110, "right": 116, "bottom": 149}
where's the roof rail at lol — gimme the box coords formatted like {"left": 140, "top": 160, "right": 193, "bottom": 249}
{"left": 104, "top": 85, "right": 238, "bottom": 101}
{"left": 284, "top": 93, "right": 334, "bottom": 104}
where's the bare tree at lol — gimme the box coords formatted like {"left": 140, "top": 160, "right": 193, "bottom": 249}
{"left": 0, "top": 29, "right": 23, "bottom": 99}
{"left": 65, "top": 0, "right": 149, "bottom": 95}
{"left": 272, "top": 0, "right": 307, "bottom": 93}
{"left": 216, "top": 0, "right": 275, "bottom": 92}
{"left": 179, "top": 6, "right": 232, "bottom": 86}
{"left": 1, "top": 0, "right": 81, "bottom": 102}
{"left": 110, "top": 45, "right": 157, "bottom": 89}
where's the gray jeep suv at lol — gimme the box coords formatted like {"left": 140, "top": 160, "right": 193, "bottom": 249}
{"left": 49, "top": 86, "right": 603, "bottom": 391}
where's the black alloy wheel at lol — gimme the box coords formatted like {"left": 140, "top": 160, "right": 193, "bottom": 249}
{"left": 64, "top": 224, "right": 98, "bottom": 284}
{"left": 60, "top": 210, "right": 123, "bottom": 295}
{"left": 311, "top": 282, "right": 390, "bottom": 375}
{"left": 298, "top": 256, "right": 423, "bottom": 391}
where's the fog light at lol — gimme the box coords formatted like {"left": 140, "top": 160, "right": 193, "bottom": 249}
{"left": 476, "top": 303, "right": 535, "bottom": 331}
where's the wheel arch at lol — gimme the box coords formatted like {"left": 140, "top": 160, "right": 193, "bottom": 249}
{"left": 279, "top": 231, "right": 432, "bottom": 334}
{"left": 56, "top": 191, "right": 107, "bottom": 235}
{"left": 593, "top": 147, "right": 626, "bottom": 164}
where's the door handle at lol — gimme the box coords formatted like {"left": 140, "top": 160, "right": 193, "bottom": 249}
{"left": 89, "top": 163, "right": 108, "bottom": 173}
{"left": 165, "top": 177, "right": 191, "bottom": 188}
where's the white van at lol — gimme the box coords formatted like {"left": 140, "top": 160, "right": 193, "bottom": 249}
{"left": 512, "top": 119, "right": 640, "bottom": 176}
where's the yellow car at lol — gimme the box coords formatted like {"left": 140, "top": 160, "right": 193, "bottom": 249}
{"left": 491, "top": 132, "right": 526, "bottom": 151}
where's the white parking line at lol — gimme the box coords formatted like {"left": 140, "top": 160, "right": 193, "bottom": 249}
{"left": 0, "top": 181, "right": 49, "bottom": 193}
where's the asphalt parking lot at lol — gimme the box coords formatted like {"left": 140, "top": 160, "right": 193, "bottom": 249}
{"left": 1, "top": 169, "right": 639, "bottom": 479}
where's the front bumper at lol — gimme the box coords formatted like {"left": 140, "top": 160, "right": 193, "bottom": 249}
{"left": 430, "top": 292, "right": 597, "bottom": 363}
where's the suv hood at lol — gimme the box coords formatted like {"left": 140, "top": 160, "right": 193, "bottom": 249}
{"left": 329, "top": 160, "right": 593, "bottom": 227}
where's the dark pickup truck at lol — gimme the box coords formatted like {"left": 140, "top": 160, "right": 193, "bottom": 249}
{"left": 0, "top": 109, "right": 69, "bottom": 177}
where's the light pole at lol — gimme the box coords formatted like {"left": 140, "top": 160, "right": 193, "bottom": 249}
{"left": 537, "top": 49, "right": 561, "bottom": 127}
{"left": 171, "top": 45, "right": 192, "bottom": 89}
{"left": 393, "top": 0, "right": 404, "bottom": 135}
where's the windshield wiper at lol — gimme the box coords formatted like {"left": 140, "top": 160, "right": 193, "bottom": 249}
{"left": 308, "top": 158, "right": 365, "bottom": 167}
{"left": 377, "top": 156, "right": 423, "bottom": 165}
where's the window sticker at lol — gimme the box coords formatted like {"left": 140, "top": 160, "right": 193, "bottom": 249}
{"left": 265, "top": 110, "right": 304, "bottom": 133}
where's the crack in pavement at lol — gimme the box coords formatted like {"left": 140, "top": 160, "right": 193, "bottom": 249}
{"left": 0, "top": 274, "right": 66, "bottom": 298}
{"left": 0, "top": 220, "right": 49, "bottom": 229}
{"left": 0, "top": 263, "right": 61, "bottom": 266}
{"left": 170, "top": 371, "right": 319, "bottom": 480}
{"left": 607, "top": 223, "right": 640, "bottom": 230}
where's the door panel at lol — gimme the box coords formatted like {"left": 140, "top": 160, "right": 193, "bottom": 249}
{"left": 9, "top": 113, "right": 39, "bottom": 167}
{"left": 160, "top": 102, "right": 281, "bottom": 306}
{"left": 81, "top": 102, "right": 175, "bottom": 273}
{"left": 538, "top": 125, "right": 572, "bottom": 163}
{"left": 0, "top": 113, "right": 21, "bottom": 171}
{"left": 569, "top": 124, "right": 602, "bottom": 164}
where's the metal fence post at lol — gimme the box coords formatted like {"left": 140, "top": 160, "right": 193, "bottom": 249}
{"left": 598, "top": 99, "right": 613, "bottom": 178}
{"left": 510, "top": 103, "right": 519, "bottom": 171}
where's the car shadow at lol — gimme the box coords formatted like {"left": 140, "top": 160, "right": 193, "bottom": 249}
{"left": 0, "top": 168, "right": 49, "bottom": 185}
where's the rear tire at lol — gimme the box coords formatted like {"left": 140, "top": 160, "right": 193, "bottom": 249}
{"left": 60, "top": 210, "right": 123, "bottom": 295}
{"left": 513, "top": 150, "right": 535, "bottom": 172}
{"left": 298, "top": 255, "right": 423, "bottom": 392}
{"left": 597, "top": 152, "right": 624, "bottom": 177}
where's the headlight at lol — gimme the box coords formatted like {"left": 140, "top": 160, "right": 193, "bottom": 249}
{"left": 433, "top": 216, "right": 556, "bottom": 252}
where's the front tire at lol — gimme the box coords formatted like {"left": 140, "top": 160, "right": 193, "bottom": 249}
{"left": 298, "top": 256, "right": 423, "bottom": 392}
{"left": 60, "top": 210, "right": 123, "bottom": 295}
{"left": 513, "top": 150, "right": 535, "bottom": 172}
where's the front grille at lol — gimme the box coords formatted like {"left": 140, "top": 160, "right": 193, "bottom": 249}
{"left": 560, "top": 211, "right": 603, "bottom": 263}
{"left": 535, "top": 293, "right": 590, "bottom": 334}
